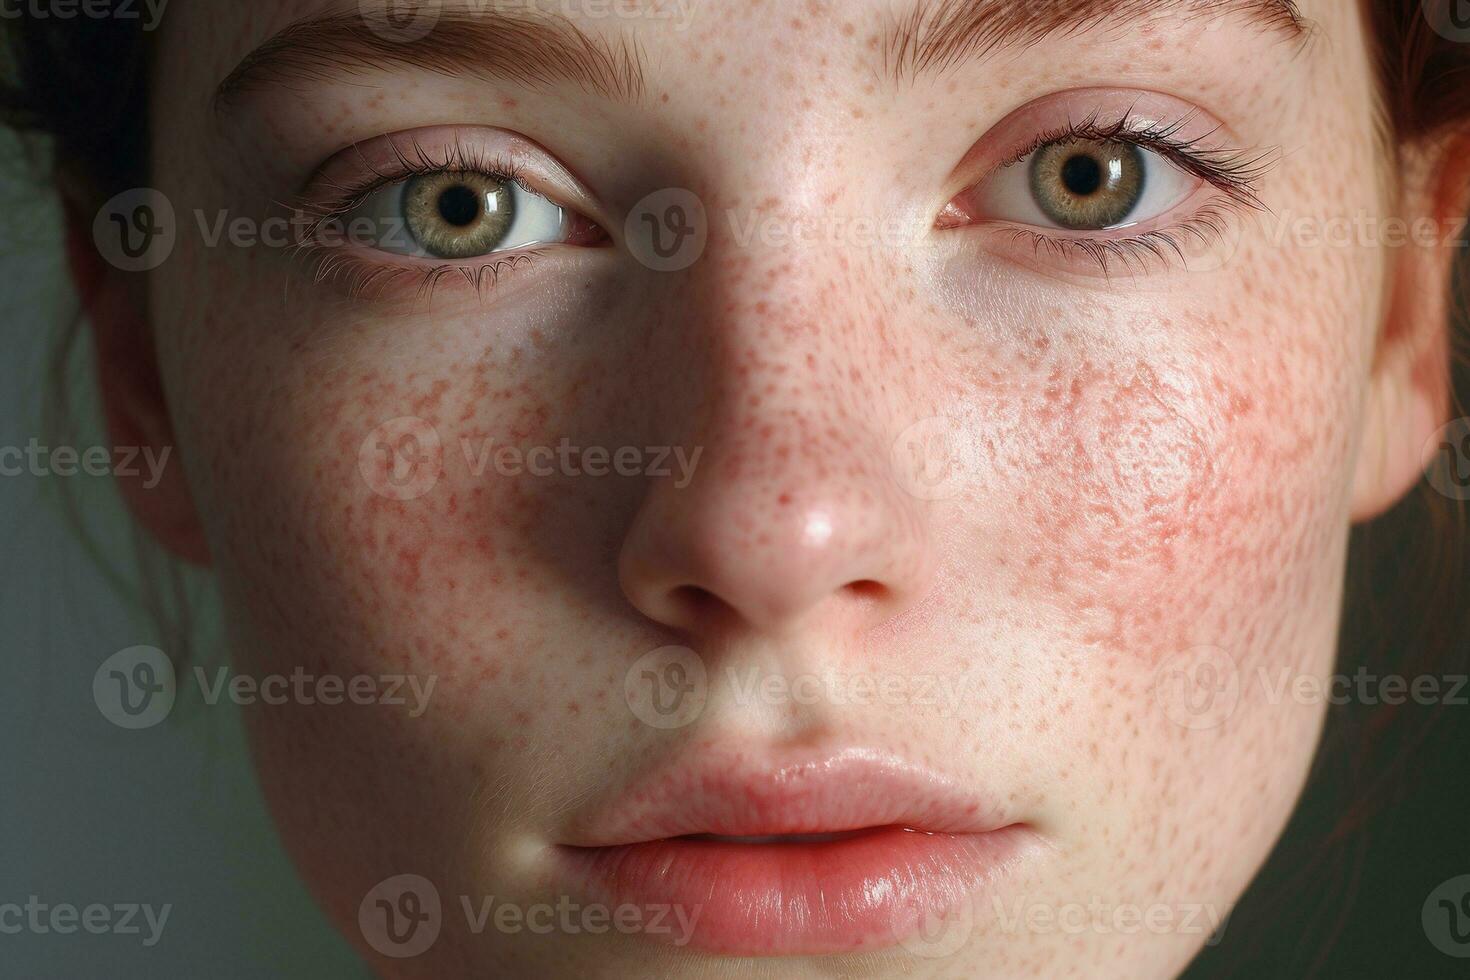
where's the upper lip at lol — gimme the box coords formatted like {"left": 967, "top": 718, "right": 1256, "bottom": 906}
{"left": 561, "top": 745, "right": 1018, "bottom": 847}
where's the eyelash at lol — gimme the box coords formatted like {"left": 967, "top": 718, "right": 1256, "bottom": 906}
{"left": 288, "top": 140, "right": 547, "bottom": 302}
{"left": 1003, "top": 202, "right": 1239, "bottom": 274}
{"left": 991, "top": 110, "right": 1276, "bottom": 274}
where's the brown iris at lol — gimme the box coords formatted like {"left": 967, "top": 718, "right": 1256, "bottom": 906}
{"left": 403, "top": 172, "right": 516, "bottom": 258}
{"left": 1028, "top": 139, "right": 1146, "bottom": 230}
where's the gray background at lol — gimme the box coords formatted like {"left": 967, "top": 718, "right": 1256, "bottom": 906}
{"left": 0, "top": 134, "right": 364, "bottom": 978}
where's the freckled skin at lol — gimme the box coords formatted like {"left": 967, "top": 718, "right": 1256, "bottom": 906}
{"left": 142, "top": 1, "right": 1397, "bottom": 977}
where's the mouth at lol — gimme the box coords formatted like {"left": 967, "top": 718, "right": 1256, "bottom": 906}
{"left": 554, "top": 747, "right": 1037, "bottom": 956}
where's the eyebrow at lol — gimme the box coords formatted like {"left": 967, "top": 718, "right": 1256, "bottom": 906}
{"left": 883, "top": 0, "right": 1309, "bottom": 82}
{"left": 214, "top": 0, "right": 1306, "bottom": 113}
{"left": 213, "top": 7, "right": 646, "bottom": 112}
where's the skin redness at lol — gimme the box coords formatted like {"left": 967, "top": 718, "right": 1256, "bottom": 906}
{"left": 101, "top": 0, "right": 1462, "bottom": 976}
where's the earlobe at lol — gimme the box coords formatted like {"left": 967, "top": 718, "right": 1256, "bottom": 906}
{"left": 1350, "top": 136, "right": 1470, "bottom": 523}
{"left": 62, "top": 201, "right": 211, "bottom": 565}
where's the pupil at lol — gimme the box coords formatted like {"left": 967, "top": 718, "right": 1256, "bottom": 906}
{"left": 1060, "top": 154, "right": 1104, "bottom": 197}
{"left": 438, "top": 184, "right": 481, "bottom": 227}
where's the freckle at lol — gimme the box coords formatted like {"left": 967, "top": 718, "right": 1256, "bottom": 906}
{"left": 395, "top": 547, "right": 423, "bottom": 591}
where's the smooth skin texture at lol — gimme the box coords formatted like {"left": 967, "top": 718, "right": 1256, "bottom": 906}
{"left": 73, "top": 0, "right": 1470, "bottom": 976}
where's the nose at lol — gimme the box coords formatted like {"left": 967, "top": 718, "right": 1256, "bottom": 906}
{"left": 619, "top": 448, "right": 935, "bottom": 635}
{"left": 616, "top": 256, "right": 937, "bottom": 639}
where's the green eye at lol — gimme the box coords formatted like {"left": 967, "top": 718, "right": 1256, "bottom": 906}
{"left": 341, "top": 169, "right": 573, "bottom": 260}
{"left": 1028, "top": 139, "right": 1146, "bottom": 230}
{"left": 403, "top": 172, "right": 518, "bottom": 259}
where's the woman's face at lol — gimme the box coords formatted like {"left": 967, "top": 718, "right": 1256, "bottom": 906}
{"left": 132, "top": 0, "right": 1422, "bottom": 975}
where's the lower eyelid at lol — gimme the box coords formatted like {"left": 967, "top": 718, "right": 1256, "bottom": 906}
{"left": 973, "top": 195, "right": 1252, "bottom": 277}
{"left": 290, "top": 241, "right": 552, "bottom": 304}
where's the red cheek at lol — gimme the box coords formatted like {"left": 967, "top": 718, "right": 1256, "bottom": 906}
{"left": 976, "top": 349, "right": 1286, "bottom": 662}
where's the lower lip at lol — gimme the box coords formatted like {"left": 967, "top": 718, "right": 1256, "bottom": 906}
{"left": 559, "top": 825, "right": 1027, "bottom": 956}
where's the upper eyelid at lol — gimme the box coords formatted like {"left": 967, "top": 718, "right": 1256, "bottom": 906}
{"left": 294, "top": 126, "right": 601, "bottom": 222}
{"left": 298, "top": 152, "right": 535, "bottom": 220}
{"left": 984, "top": 118, "right": 1274, "bottom": 208}
{"left": 947, "top": 88, "right": 1274, "bottom": 196}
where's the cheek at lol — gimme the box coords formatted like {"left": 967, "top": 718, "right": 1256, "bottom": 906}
{"left": 176, "top": 295, "right": 672, "bottom": 758}
{"left": 161, "top": 299, "right": 650, "bottom": 896}
{"left": 946, "top": 287, "right": 1366, "bottom": 669}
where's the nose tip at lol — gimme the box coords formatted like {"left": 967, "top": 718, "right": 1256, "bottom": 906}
{"left": 618, "top": 478, "right": 932, "bottom": 637}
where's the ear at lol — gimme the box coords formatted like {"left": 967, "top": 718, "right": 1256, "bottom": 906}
{"left": 1351, "top": 134, "right": 1470, "bottom": 522}
{"left": 63, "top": 199, "right": 211, "bottom": 565}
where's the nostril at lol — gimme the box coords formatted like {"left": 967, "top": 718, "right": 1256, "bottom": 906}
{"left": 669, "top": 584, "right": 724, "bottom": 622}
{"left": 844, "top": 579, "right": 889, "bottom": 602}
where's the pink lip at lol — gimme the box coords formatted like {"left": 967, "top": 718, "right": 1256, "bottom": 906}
{"left": 556, "top": 747, "right": 1036, "bottom": 956}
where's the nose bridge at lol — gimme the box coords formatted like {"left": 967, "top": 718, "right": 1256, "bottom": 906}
{"left": 616, "top": 231, "right": 937, "bottom": 638}
{"left": 679, "top": 221, "right": 909, "bottom": 502}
